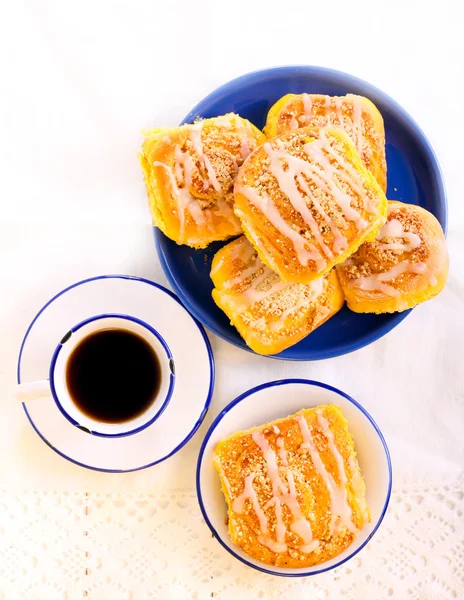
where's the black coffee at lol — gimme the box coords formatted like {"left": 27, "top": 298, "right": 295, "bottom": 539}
{"left": 66, "top": 328, "right": 161, "bottom": 424}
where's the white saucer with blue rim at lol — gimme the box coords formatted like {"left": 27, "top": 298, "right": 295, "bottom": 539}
{"left": 17, "top": 275, "right": 214, "bottom": 472}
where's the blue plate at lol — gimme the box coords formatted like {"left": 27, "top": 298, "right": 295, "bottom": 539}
{"left": 154, "top": 66, "right": 447, "bottom": 360}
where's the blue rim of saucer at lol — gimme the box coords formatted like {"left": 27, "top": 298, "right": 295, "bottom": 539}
{"left": 17, "top": 275, "right": 215, "bottom": 473}
{"left": 49, "top": 313, "right": 176, "bottom": 438}
{"left": 196, "top": 378, "right": 392, "bottom": 577}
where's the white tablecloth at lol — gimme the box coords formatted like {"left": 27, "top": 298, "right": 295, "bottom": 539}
{"left": 1, "top": 1, "right": 463, "bottom": 598}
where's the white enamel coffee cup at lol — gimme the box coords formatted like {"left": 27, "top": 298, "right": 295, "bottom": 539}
{"left": 15, "top": 314, "right": 175, "bottom": 437}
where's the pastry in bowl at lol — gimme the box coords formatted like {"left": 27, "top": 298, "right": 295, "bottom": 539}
{"left": 234, "top": 127, "right": 388, "bottom": 284}
{"left": 264, "top": 93, "right": 387, "bottom": 192}
{"left": 336, "top": 201, "right": 449, "bottom": 313}
{"left": 211, "top": 236, "right": 344, "bottom": 355}
{"left": 140, "top": 114, "right": 266, "bottom": 248}
{"left": 213, "top": 405, "right": 370, "bottom": 568}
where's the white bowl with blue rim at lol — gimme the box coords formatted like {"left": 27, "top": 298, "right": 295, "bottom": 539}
{"left": 196, "top": 379, "right": 392, "bottom": 576}
{"left": 16, "top": 275, "right": 214, "bottom": 472}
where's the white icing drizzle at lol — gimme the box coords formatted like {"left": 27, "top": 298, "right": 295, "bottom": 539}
{"left": 235, "top": 184, "right": 319, "bottom": 267}
{"left": 347, "top": 94, "right": 363, "bottom": 153}
{"left": 296, "top": 416, "right": 356, "bottom": 536}
{"left": 289, "top": 116, "right": 299, "bottom": 130}
{"left": 153, "top": 158, "right": 205, "bottom": 241}
{"left": 224, "top": 238, "right": 327, "bottom": 333}
{"left": 251, "top": 431, "right": 288, "bottom": 552}
{"left": 233, "top": 237, "right": 257, "bottom": 262}
{"left": 251, "top": 431, "right": 317, "bottom": 554}
{"left": 335, "top": 97, "right": 344, "bottom": 123}
{"left": 223, "top": 262, "right": 263, "bottom": 289}
{"left": 348, "top": 455, "right": 369, "bottom": 523}
{"left": 242, "top": 271, "right": 292, "bottom": 306}
{"left": 354, "top": 261, "right": 437, "bottom": 297}
{"left": 231, "top": 116, "right": 252, "bottom": 160}
{"left": 276, "top": 436, "right": 289, "bottom": 466}
{"left": 268, "top": 278, "right": 325, "bottom": 332}
{"left": 232, "top": 472, "right": 269, "bottom": 534}
{"left": 234, "top": 212, "right": 280, "bottom": 272}
{"left": 273, "top": 425, "right": 280, "bottom": 434}
{"left": 189, "top": 123, "right": 222, "bottom": 193}
{"left": 278, "top": 138, "right": 358, "bottom": 233}
{"left": 348, "top": 217, "right": 435, "bottom": 306}
{"left": 212, "top": 115, "right": 233, "bottom": 129}
{"left": 210, "top": 114, "right": 253, "bottom": 161}
{"left": 301, "top": 141, "right": 368, "bottom": 230}
{"left": 267, "top": 295, "right": 315, "bottom": 332}
{"left": 285, "top": 469, "right": 319, "bottom": 554}
{"left": 377, "top": 218, "right": 421, "bottom": 251}
{"left": 247, "top": 316, "right": 266, "bottom": 330}
{"left": 316, "top": 410, "right": 348, "bottom": 487}
{"left": 257, "top": 534, "right": 288, "bottom": 554}
{"left": 324, "top": 96, "right": 332, "bottom": 125}
{"left": 264, "top": 142, "right": 332, "bottom": 261}
{"left": 300, "top": 540, "right": 321, "bottom": 553}
{"left": 302, "top": 93, "right": 313, "bottom": 122}
{"left": 215, "top": 198, "right": 239, "bottom": 225}
{"left": 304, "top": 135, "right": 369, "bottom": 221}
{"left": 294, "top": 171, "right": 348, "bottom": 254}
{"left": 219, "top": 238, "right": 263, "bottom": 288}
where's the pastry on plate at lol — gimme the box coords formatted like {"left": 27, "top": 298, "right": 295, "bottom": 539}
{"left": 211, "top": 236, "right": 344, "bottom": 355}
{"left": 213, "top": 405, "right": 370, "bottom": 568}
{"left": 140, "top": 114, "right": 266, "bottom": 248}
{"left": 264, "top": 93, "right": 386, "bottom": 192}
{"left": 234, "top": 127, "right": 388, "bottom": 284}
{"left": 336, "top": 201, "right": 449, "bottom": 313}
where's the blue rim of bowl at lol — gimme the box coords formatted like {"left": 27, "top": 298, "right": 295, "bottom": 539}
{"left": 196, "top": 378, "right": 392, "bottom": 577}
{"left": 17, "top": 274, "right": 215, "bottom": 473}
{"left": 49, "top": 313, "right": 176, "bottom": 438}
{"left": 154, "top": 65, "right": 447, "bottom": 360}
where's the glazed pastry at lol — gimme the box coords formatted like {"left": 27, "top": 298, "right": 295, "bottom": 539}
{"left": 234, "top": 127, "right": 388, "bottom": 284}
{"left": 211, "top": 236, "right": 344, "bottom": 355}
{"left": 214, "top": 405, "right": 370, "bottom": 568}
{"left": 264, "top": 93, "right": 386, "bottom": 192}
{"left": 336, "top": 201, "right": 449, "bottom": 313}
{"left": 139, "top": 114, "right": 266, "bottom": 248}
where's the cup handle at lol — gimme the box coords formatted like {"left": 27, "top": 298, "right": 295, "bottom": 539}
{"left": 14, "top": 380, "right": 52, "bottom": 403}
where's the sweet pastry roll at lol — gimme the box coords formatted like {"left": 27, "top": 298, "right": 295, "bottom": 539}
{"left": 234, "top": 127, "right": 388, "bottom": 284}
{"left": 210, "top": 236, "right": 344, "bottom": 355}
{"left": 213, "top": 405, "right": 370, "bottom": 568}
{"left": 336, "top": 201, "right": 449, "bottom": 313}
{"left": 264, "top": 93, "right": 387, "bottom": 192}
{"left": 139, "top": 114, "right": 266, "bottom": 248}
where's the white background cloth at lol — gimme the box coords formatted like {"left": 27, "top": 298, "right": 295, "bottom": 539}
{"left": 0, "top": 1, "right": 463, "bottom": 598}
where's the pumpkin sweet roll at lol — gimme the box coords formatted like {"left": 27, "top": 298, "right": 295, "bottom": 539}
{"left": 213, "top": 405, "right": 370, "bottom": 568}
{"left": 336, "top": 200, "right": 449, "bottom": 313}
{"left": 264, "top": 93, "right": 386, "bottom": 192}
{"left": 210, "top": 236, "right": 343, "bottom": 355}
{"left": 139, "top": 114, "right": 266, "bottom": 248}
{"left": 234, "top": 127, "right": 388, "bottom": 284}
